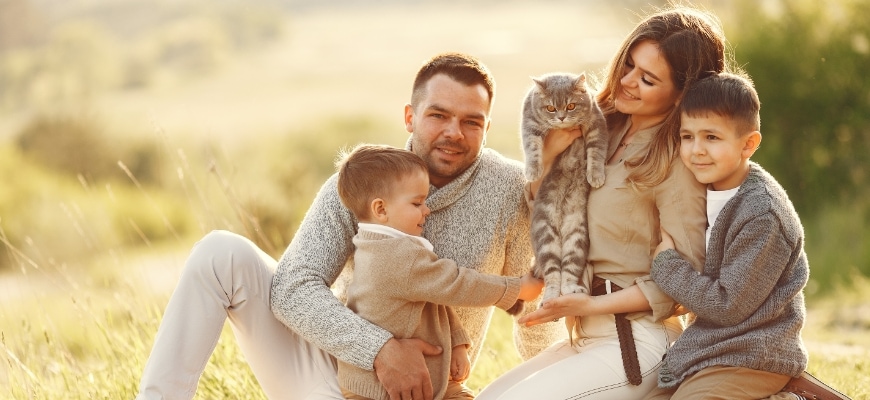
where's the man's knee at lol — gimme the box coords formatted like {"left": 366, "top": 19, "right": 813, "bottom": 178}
{"left": 186, "top": 230, "right": 261, "bottom": 275}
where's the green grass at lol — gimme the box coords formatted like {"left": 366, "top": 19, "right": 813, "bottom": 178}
{"left": 1, "top": 254, "right": 867, "bottom": 399}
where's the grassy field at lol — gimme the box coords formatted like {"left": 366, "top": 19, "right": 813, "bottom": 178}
{"left": 1, "top": 252, "right": 867, "bottom": 399}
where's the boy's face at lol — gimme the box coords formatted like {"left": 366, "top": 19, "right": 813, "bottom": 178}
{"left": 679, "top": 112, "right": 759, "bottom": 191}
{"left": 380, "top": 169, "right": 431, "bottom": 236}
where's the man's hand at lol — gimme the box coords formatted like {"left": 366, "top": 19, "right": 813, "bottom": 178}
{"left": 374, "top": 338, "right": 442, "bottom": 400}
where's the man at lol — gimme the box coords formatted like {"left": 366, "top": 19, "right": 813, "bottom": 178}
{"left": 137, "top": 53, "right": 561, "bottom": 400}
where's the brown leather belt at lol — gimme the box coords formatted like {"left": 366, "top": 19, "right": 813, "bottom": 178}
{"left": 590, "top": 276, "right": 642, "bottom": 386}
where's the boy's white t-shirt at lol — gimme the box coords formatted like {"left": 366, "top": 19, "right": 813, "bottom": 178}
{"left": 357, "top": 222, "right": 434, "bottom": 252}
{"left": 706, "top": 186, "right": 740, "bottom": 250}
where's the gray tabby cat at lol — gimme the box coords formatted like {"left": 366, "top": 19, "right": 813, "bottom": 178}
{"left": 507, "top": 72, "right": 608, "bottom": 315}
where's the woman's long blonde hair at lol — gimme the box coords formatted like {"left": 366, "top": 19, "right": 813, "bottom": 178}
{"left": 597, "top": 6, "right": 732, "bottom": 189}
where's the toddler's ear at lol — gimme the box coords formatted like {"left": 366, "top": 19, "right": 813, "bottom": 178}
{"left": 369, "top": 198, "right": 388, "bottom": 222}
{"left": 743, "top": 131, "right": 762, "bottom": 158}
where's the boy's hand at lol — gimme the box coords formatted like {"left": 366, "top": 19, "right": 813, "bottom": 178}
{"left": 654, "top": 228, "right": 676, "bottom": 258}
{"left": 450, "top": 345, "right": 471, "bottom": 382}
{"left": 518, "top": 272, "right": 544, "bottom": 301}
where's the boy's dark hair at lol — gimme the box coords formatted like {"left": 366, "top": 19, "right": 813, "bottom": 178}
{"left": 680, "top": 72, "right": 761, "bottom": 135}
{"left": 336, "top": 144, "right": 428, "bottom": 220}
{"left": 410, "top": 52, "right": 495, "bottom": 108}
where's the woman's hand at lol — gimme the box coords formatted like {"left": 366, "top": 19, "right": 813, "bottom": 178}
{"left": 542, "top": 127, "right": 584, "bottom": 168}
{"left": 517, "top": 292, "right": 595, "bottom": 327}
{"left": 529, "top": 127, "right": 584, "bottom": 197}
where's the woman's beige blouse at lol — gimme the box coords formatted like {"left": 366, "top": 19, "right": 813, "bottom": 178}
{"left": 524, "top": 122, "right": 707, "bottom": 321}
{"left": 589, "top": 122, "right": 706, "bottom": 321}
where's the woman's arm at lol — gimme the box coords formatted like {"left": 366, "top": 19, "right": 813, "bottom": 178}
{"left": 517, "top": 285, "right": 650, "bottom": 327}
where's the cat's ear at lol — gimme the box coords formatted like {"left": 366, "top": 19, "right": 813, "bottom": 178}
{"left": 532, "top": 76, "right": 547, "bottom": 91}
{"left": 574, "top": 73, "right": 588, "bottom": 93}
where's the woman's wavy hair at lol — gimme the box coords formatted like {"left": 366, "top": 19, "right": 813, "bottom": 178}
{"left": 597, "top": 6, "right": 734, "bottom": 188}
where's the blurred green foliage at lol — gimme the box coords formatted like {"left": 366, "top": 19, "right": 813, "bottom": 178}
{"left": 732, "top": 0, "right": 870, "bottom": 217}
{"left": 0, "top": 0, "right": 285, "bottom": 110}
{"left": 729, "top": 0, "right": 870, "bottom": 288}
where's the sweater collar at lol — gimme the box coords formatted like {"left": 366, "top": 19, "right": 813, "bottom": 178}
{"left": 406, "top": 138, "right": 486, "bottom": 214}
{"left": 357, "top": 222, "right": 434, "bottom": 251}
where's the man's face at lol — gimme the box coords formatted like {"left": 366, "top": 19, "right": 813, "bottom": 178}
{"left": 404, "top": 74, "right": 491, "bottom": 188}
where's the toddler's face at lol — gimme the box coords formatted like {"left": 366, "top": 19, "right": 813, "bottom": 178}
{"left": 381, "top": 169, "right": 431, "bottom": 236}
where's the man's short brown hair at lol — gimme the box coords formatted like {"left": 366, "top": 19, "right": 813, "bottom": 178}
{"left": 410, "top": 52, "right": 495, "bottom": 108}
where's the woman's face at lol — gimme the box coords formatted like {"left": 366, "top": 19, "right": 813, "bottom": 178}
{"left": 614, "top": 40, "right": 680, "bottom": 129}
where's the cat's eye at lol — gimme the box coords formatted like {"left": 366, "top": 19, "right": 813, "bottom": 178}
{"left": 546, "top": 105, "right": 556, "bottom": 112}
{"left": 566, "top": 103, "right": 576, "bottom": 111}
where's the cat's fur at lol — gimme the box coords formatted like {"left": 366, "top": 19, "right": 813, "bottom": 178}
{"left": 507, "top": 72, "right": 608, "bottom": 315}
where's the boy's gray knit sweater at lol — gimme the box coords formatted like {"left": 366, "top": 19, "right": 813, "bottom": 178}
{"left": 652, "top": 162, "right": 809, "bottom": 387}
{"left": 271, "top": 148, "right": 562, "bottom": 371}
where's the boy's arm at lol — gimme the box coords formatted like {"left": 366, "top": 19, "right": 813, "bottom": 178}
{"left": 270, "top": 174, "right": 393, "bottom": 370}
{"left": 652, "top": 213, "right": 793, "bottom": 326}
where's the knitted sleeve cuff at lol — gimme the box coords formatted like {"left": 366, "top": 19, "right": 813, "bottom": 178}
{"left": 450, "top": 328, "right": 473, "bottom": 349}
{"left": 494, "top": 276, "right": 522, "bottom": 310}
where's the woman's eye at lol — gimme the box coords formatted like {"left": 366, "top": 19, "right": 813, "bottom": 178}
{"left": 546, "top": 105, "right": 556, "bottom": 112}
{"left": 566, "top": 103, "right": 576, "bottom": 111}
{"left": 641, "top": 75, "right": 653, "bottom": 86}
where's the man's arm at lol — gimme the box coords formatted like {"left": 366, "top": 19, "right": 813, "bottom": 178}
{"left": 269, "top": 174, "right": 393, "bottom": 369}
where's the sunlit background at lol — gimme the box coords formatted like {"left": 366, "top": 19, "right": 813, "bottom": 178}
{"left": 1, "top": 0, "right": 868, "bottom": 398}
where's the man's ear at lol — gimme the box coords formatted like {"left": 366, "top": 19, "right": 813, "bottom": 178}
{"left": 743, "top": 131, "right": 762, "bottom": 158}
{"left": 369, "top": 198, "right": 388, "bottom": 223}
{"left": 404, "top": 104, "right": 415, "bottom": 134}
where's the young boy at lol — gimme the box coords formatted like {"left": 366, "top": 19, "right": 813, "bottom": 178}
{"left": 644, "top": 72, "right": 811, "bottom": 399}
{"left": 334, "top": 144, "right": 541, "bottom": 400}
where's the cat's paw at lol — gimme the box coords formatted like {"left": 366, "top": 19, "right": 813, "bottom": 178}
{"left": 526, "top": 164, "right": 543, "bottom": 181}
{"left": 587, "top": 166, "right": 606, "bottom": 188}
{"left": 540, "top": 286, "right": 560, "bottom": 304}
{"left": 562, "top": 283, "right": 588, "bottom": 295}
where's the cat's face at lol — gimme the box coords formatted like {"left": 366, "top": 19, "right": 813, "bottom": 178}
{"left": 531, "top": 74, "right": 593, "bottom": 129}
{"left": 405, "top": 74, "right": 491, "bottom": 188}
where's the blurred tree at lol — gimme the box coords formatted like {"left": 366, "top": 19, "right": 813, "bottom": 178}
{"left": 731, "top": 0, "right": 870, "bottom": 218}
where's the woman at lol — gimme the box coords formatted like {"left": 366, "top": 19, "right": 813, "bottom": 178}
{"left": 479, "top": 7, "right": 728, "bottom": 399}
